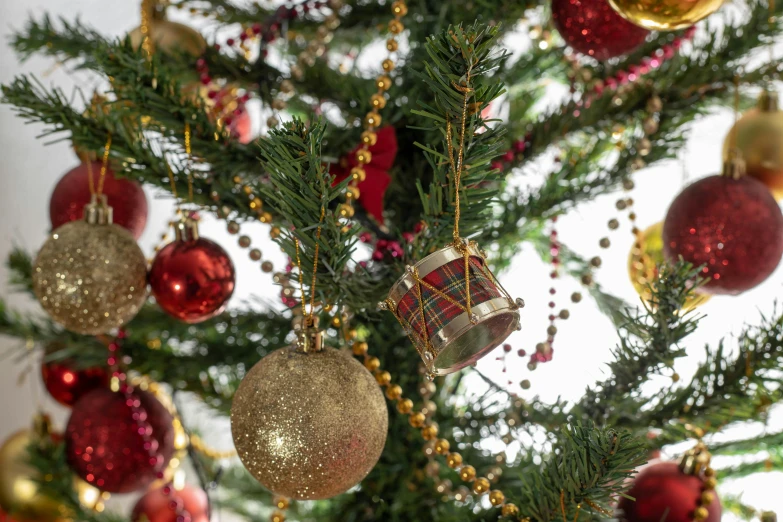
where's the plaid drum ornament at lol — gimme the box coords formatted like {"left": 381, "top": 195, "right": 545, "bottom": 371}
{"left": 381, "top": 239, "right": 524, "bottom": 377}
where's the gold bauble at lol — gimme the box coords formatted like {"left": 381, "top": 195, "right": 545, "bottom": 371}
{"left": 32, "top": 218, "right": 147, "bottom": 335}
{"left": 628, "top": 222, "right": 710, "bottom": 310}
{"left": 231, "top": 345, "right": 388, "bottom": 500}
{"left": 607, "top": 0, "right": 724, "bottom": 30}
{"left": 722, "top": 90, "right": 783, "bottom": 200}
{"left": 128, "top": 20, "right": 207, "bottom": 57}
{"left": 0, "top": 431, "right": 103, "bottom": 521}
{"left": 0, "top": 430, "right": 64, "bottom": 522}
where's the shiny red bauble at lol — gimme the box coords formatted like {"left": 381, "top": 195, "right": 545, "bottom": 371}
{"left": 618, "top": 462, "right": 721, "bottom": 522}
{"left": 49, "top": 162, "right": 148, "bottom": 239}
{"left": 149, "top": 237, "right": 235, "bottom": 323}
{"left": 65, "top": 388, "right": 175, "bottom": 493}
{"left": 131, "top": 485, "right": 209, "bottom": 522}
{"left": 551, "top": 0, "right": 650, "bottom": 61}
{"left": 663, "top": 174, "right": 783, "bottom": 295}
{"left": 41, "top": 359, "right": 109, "bottom": 407}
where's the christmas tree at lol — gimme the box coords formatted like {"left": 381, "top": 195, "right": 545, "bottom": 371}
{"left": 2, "top": 0, "right": 783, "bottom": 521}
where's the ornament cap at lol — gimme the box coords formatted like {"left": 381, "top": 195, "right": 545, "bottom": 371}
{"left": 679, "top": 442, "right": 711, "bottom": 476}
{"left": 32, "top": 412, "right": 53, "bottom": 438}
{"left": 83, "top": 194, "right": 114, "bottom": 225}
{"left": 296, "top": 316, "right": 323, "bottom": 353}
{"left": 722, "top": 150, "right": 747, "bottom": 180}
{"left": 174, "top": 216, "right": 200, "bottom": 241}
{"left": 758, "top": 89, "right": 779, "bottom": 112}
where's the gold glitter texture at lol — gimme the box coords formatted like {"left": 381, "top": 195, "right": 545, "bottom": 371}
{"left": 32, "top": 221, "right": 147, "bottom": 335}
{"left": 231, "top": 346, "right": 388, "bottom": 500}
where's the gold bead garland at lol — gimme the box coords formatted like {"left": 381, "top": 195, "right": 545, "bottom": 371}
{"left": 270, "top": 495, "right": 290, "bottom": 522}
{"left": 351, "top": 341, "right": 523, "bottom": 519}
{"left": 528, "top": 94, "right": 664, "bottom": 377}
{"left": 189, "top": 433, "right": 237, "bottom": 460}
{"left": 209, "top": 3, "right": 345, "bottom": 285}
{"left": 341, "top": 0, "right": 407, "bottom": 222}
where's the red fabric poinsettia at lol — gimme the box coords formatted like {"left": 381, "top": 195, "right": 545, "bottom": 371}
{"left": 330, "top": 126, "right": 397, "bottom": 222}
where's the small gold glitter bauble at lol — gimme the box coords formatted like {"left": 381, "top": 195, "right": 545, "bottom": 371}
{"left": 723, "top": 90, "right": 783, "bottom": 199}
{"left": 628, "top": 222, "right": 710, "bottom": 311}
{"left": 607, "top": 0, "right": 723, "bottom": 30}
{"left": 231, "top": 345, "right": 388, "bottom": 500}
{"left": 129, "top": 20, "right": 207, "bottom": 57}
{"left": 33, "top": 217, "right": 147, "bottom": 335}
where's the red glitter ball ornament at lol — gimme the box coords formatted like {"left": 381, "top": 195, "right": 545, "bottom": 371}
{"left": 49, "top": 162, "right": 148, "bottom": 240}
{"left": 149, "top": 221, "right": 235, "bottom": 323}
{"left": 663, "top": 174, "right": 783, "bottom": 295}
{"left": 41, "top": 359, "right": 109, "bottom": 407}
{"left": 132, "top": 485, "right": 209, "bottom": 522}
{"left": 618, "top": 462, "right": 721, "bottom": 522}
{"left": 65, "top": 388, "right": 175, "bottom": 493}
{"left": 551, "top": 0, "right": 650, "bottom": 61}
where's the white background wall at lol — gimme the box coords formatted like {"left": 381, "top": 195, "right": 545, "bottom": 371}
{"left": 1, "top": 0, "right": 783, "bottom": 519}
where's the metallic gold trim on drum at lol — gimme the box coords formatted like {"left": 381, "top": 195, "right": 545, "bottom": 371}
{"left": 429, "top": 297, "right": 519, "bottom": 375}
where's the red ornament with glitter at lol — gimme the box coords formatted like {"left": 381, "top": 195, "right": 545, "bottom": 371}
{"left": 149, "top": 217, "right": 235, "bottom": 323}
{"left": 132, "top": 485, "right": 209, "bottom": 522}
{"left": 41, "top": 359, "right": 109, "bottom": 407}
{"left": 552, "top": 0, "right": 650, "bottom": 61}
{"left": 65, "top": 387, "right": 175, "bottom": 493}
{"left": 618, "top": 461, "right": 721, "bottom": 522}
{"left": 49, "top": 162, "right": 148, "bottom": 240}
{"left": 662, "top": 162, "right": 783, "bottom": 295}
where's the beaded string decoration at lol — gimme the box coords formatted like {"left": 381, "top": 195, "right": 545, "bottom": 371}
{"left": 106, "top": 334, "right": 194, "bottom": 521}
{"left": 337, "top": 0, "right": 408, "bottom": 222}
{"left": 350, "top": 340, "right": 523, "bottom": 518}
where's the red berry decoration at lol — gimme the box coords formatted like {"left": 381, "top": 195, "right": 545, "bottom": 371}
{"left": 551, "top": 0, "right": 650, "bottom": 61}
{"left": 41, "top": 358, "right": 109, "bottom": 407}
{"left": 618, "top": 461, "right": 721, "bottom": 522}
{"left": 49, "top": 162, "right": 148, "bottom": 239}
{"left": 149, "top": 218, "right": 235, "bottom": 323}
{"left": 132, "top": 485, "right": 209, "bottom": 522}
{"left": 663, "top": 165, "right": 783, "bottom": 295}
{"left": 65, "top": 387, "right": 175, "bottom": 493}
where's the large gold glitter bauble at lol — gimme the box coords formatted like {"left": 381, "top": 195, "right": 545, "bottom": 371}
{"left": 129, "top": 20, "right": 207, "bottom": 57}
{"left": 0, "top": 430, "right": 103, "bottom": 521}
{"left": 231, "top": 344, "right": 388, "bottom": 500}
{"left": 722, "top": 90, "right": 783, "bottom": 200}
{"left": 32, "top": 202, "right": 147, "bottom": 335}
{"left": 607, "top": 0, "right": 724, "bottom": 30}
{"left": 628, "top": 222, "right": 710, "bottom": 310}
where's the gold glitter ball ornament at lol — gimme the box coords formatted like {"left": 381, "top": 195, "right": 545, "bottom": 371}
{"left": 32, "top": 199, "right": 147, "bottom": 335}
{"left": 722, "top": 90, "right": 783, "bottom": 200}
{"left": 231, "top": 344, "right": 388, "bottom": 500}
{"left": 607, "top": 0, "right": 724, "bottom": 30}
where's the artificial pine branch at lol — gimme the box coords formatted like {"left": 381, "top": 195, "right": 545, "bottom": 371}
{"left": 411, "top": 22, "right": 509, "bottom": 254}
{"left": 572, "top": 261, "right": 705, "bottom": 425}
{"left": 508, "top": 425, "right": 647, "bottom": 522}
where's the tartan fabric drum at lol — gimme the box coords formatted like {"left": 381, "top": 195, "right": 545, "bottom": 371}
{"left": 381, "top": 240, "right": 523, "bottom": 377}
